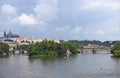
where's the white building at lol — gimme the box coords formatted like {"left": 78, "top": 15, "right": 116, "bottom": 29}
{"left": 2, "top": 31, "right": 60, "bottom": 44}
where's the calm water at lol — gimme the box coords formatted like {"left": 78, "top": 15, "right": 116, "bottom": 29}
{"left": 0, "top": 53, "right": 120, "bottom": 78}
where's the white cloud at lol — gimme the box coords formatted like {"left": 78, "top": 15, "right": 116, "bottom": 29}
{"left": 33, "top": 0, "right": 58, "bottom": 21}
{"left": 71, "top": 26, "right": 82, "bottom": 34}
{"left": 107, "top": 2, "right": 120, "bottom": 10}
{"left": 1, "top": 4, "right": 17, "bottom": 14}
{"left": 10, "top": 13, "right": 46, "bottom": 26}
{"left": 78, "top": 0, "right": 120, "bottom": 10}
{"left": 79, "top": 1, "right": 102, "bottom": 10}
{"left": 96, "top": 30, "right": 105, "bottom": 35}
{"left": 17, "top": 13, "right": 38, "bottom": 25}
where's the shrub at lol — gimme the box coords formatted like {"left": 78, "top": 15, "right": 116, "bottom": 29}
{"left": 113, "top": 50, "right": 120, "bottom": 57}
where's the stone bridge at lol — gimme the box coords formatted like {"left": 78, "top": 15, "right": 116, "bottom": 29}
{"left": 78, "top": 45, "right": 111, "bottom": 54}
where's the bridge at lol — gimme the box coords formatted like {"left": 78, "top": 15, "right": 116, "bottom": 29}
{"left": 78, "top": 45, "right": 111, "bottom": 54}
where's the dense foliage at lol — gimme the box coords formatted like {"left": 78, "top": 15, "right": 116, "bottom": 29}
{"left": 0, "top": 42, "right": 9, "bottom": 56}
{"left": 111, "top": 41, "right": 120, "bottom": 57}
{"left": 28, "top": 40, "right": 79, "bottom": 57}
{"left": 18, "top": 44, "right": 29, "bottom": 51}
{"left": 16, "top": 44, "right": 29, "bottom": 54}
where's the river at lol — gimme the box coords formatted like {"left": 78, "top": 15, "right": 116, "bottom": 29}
{"left": 0, "top": 53, "right": 120, "bottom": 78}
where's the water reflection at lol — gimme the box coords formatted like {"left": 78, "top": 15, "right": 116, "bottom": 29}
{"left": 0, "top": 53, "right": 120, "bottom": 78}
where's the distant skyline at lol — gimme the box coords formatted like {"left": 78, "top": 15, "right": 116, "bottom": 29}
{"left": 0, "top": 0, "right": 120, "bottom": 41}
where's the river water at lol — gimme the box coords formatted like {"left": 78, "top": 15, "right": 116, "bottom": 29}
{"left": 0, "top": 53, "right": 120, "bottom": 78}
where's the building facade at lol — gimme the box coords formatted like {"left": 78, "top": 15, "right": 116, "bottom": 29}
{"left": 1, "top": 31, "right": 60, "bottom": 44}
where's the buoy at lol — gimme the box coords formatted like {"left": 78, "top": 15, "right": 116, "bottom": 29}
{"left": 27, "top": 66, "right": 31, "bottom": 71}
{"left": 64, "top": 56, "right": 67, "bottom": 59}
{"left": 99, "top": 64, "right": 103, "bottom": 71}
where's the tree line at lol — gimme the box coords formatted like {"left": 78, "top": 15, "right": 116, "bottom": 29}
{"left": 65, "top": 40, "right": 116, "bottom": 47}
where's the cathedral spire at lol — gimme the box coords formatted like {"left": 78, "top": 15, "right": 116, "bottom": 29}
{"left": 4, "top": 31, "right": 6, "bottom": 37}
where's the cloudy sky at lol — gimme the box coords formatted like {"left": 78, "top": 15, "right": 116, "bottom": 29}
{"left": 0, "top": 0, "right": 120, "bottom": 41}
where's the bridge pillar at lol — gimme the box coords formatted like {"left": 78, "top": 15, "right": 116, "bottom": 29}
{"left": 92, "top": 49, "right": 96, "bottom": 54}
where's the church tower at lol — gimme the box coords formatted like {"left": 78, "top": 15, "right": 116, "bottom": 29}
{"left": 4, "top": 31, "right": 6, "bottom": 37}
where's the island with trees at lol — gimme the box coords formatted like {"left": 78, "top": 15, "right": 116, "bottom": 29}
{"left": 27, "top": 40, "right": 79, "bottom": 57}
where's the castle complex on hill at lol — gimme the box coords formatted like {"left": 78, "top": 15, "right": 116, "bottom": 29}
{"left": 0, "top": 31, "right": 60, "bottom": 44}
{"left": 4, "top": 31, "right": 20, "bottom": 38}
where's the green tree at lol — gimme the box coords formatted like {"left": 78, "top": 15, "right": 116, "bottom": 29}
{"left": 0, "top": 42, "right": 9, "bottom": 56}
{"left": 111, "top": 41, "right": 120, "bottom": 53}
{"left": 57, "top": 42, "right": 79, "bottom": 55}
{"left": 57, "top": 43, "right": 67, "bottom": 55}
{"left": 61, "top": 42, "right": 79, "bottom": 54}
{"left": 28, "top": 40, "right": 58, "bottom": 57}
{"left": 113, "top": 50, "right": 120, "bottom": 57}
{"left": 111, "top": 41, "right": 120, "bottom": 57}
{"left": 18, "top": 44, "right": 29, "bottom": 51}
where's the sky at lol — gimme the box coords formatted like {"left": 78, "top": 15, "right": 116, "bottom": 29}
{"left": 0, "top": 0, "right": 120, "bottom": 41}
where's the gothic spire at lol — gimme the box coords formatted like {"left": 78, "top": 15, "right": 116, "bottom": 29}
{"left": 4, "top": 31, "right": 6, "bottom": 37}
